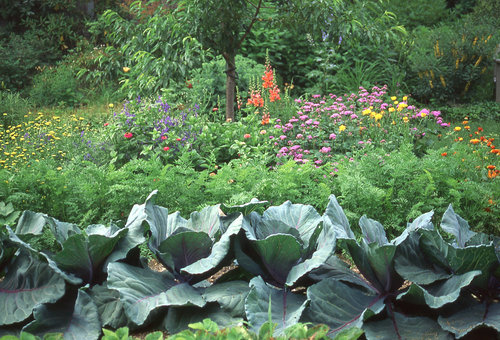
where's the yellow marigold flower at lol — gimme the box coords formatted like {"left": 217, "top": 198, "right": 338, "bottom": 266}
{"left": 403, "top": 96, "right": 407, "bottom": 101}
{"left": 374, "top": 114, "right": 383, "bottom": 121}
{"left": 362, "top": 109, "right": 371, "bottom": 115}
{"left": 390, "top": 96, "right": 397, "bottom": 101}
{"left": 388, "top": 107, "right": 395, "bottom": 113}
{"left": 339, "top": 125, "right": 346, "bottom": 132}
{"left": 403, "top": 117, "right": 409, "bottom": 123}
{"left": 123, "top": 67, "right": 130, "bottom": 73}
{"left": 454, "top": 126, "right": 462, "bottom": 131}
{"left": 470, "top": 139, "right": 480, "bottom": 144}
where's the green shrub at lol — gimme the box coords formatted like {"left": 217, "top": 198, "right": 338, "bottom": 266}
{"left": 407, "top": 17, "right": 499, "bottom": 104}
{"left": 184, "top": 55, "right": 265, "bottom": 114}
{"left": 385, "top": 0, "right": 449, "bottom": 30}
{"left": 0, "top": 91, "right": 33, "bottom": 128}
{"left": 29, "top": 64, "right": 84, "bottom": 108}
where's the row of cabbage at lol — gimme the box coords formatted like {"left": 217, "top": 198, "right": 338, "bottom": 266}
{"left": 0, "top": 191, "right": 499, "bottom": 339}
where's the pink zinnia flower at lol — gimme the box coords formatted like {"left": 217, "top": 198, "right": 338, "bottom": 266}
{"left": 124, "top": 132, "right": 133, "bottom": 139}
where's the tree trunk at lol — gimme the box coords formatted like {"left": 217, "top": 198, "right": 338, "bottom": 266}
{"left": 224, "top": 53, "right": 236, "bottom": 122}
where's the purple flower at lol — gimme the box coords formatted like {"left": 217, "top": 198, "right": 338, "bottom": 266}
{"left": 319, "top": 146, "right": 331, "bottom": 153}
{"left": 329, "top": 133, "right": 336, "bottom": 140}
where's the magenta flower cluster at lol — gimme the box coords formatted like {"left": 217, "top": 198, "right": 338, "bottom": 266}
{"left": 273, "top": 85, "right": 449, "bottom": 167}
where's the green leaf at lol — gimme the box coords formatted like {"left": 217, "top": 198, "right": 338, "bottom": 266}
{"left": 222, "top": 198, "right": 268, "bottom": 215}
{"left": 359, "top": 215, "right": 387, "bottom": 246}
{"left": 0, "top": 253, "right": 66, "bottom": 326}
{"left": 203, "top": 281, "right": 250, "bottom": 317}
{"left": 252, "top": 234, "right": 303, "bottom": 286}
{"left": 89, "top": 284, "right": 128, "bottom": 329}
{"left": 286, "top": 222, "right": 336, "bottom": 287}
{"left": 364, "top": 312, "right": 451, "bottom": 340}
{"left": 394, "top": 231, "right": 450, "bottom": 285}
{"left": 245, "top": 276, "right": 308, "bottom": 335}
{"left": 182, "top": 214, "right": 244, "bottom": 278}
{"left": 306, "top": 278, "right": 384, "bottom": 335}
{"left": 397, "top": 271, "right": 481, "bottom": 308}
{"left": 323, "top": 195, "right": 354, "bottom": 240}
{"left": 440, "top": 205, "right": 476, "bottom": 248}
{"left": 107, "top": 262, "right": 204, "bottom": 326}
{"left": 261, "top": 201, "right": 322, "bottom": 246}
{"left": 186, "top": 204, "right": 223, "bottom": 238}
{"left": 438, "top": 297, "right": 500, "bottom": 338}
{"left": 163, "top": 304, "right": 243, "bottom": 335}
{"left": 332, "top": 327, "right": 364, "bottom": 340}
{"left": 22, "top": 290, "right": 101, "bottom": 340}
{"left": 392, "top": 211, "right": 434, "bottom": 246}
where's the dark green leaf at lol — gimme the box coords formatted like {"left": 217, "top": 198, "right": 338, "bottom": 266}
{"left": 22, "top": 290, "right": 101, "bottom": 340}
{"left": 0, "top": 253, "right": 66, "bottom": 325}
{"left": 364, "top": 312, "right": 452, "bottom": 340}
{"left": 245, "top": 276, "right": 308, "bottom": 335}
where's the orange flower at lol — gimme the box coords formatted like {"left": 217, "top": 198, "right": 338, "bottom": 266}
{"left": 478, "top": 127, "right": 483, "bottom": 132}
{"left": 470, "top": 139, "right": 480, "bottom": 144}
{"left": 441, "top": 152, "right": 447, "bottom": 156}
{"left": 269, "top": 86, "right": 281, "bottom": 102}
{"left": 244, "top": 133, "right": 251, "bottom": 139}
{"left": 262, "top": 68, "right": 274, "bottom": 89}
{"left": 261, "top": 113, "right": 270, "bottom": 125}
{"left": 488, "top": 169, "right": 499, "bottom": 179}
{"left": 487, "top": 165, "right": 496, "bottom": 170}
{"left": 492, "top": 149, "right": 500, "bottom": 154}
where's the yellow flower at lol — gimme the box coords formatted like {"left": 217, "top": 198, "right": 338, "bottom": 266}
{"left": 402, "top": 96, "right": 408, "bottom": 101}
{"left": 388, "top": 107, "right": 395, "bottom": 113}
{"left": 454, "top": 126, "right": 462, "bottom": 131}
{"left": 123, "top": 66, "right": 130, "bottom": 73}
{"left": 339, "top": 125, "right": 346, "bottom": 132}
{"left": 390, "top": 96, "right": 397, "bottom": 101}
{"left": 403, "top": 117, "right": 409, "bottom": 123}
{"left": 108, "top": 103, "right": 114, "bottom": 108}
{"left": 421, "top": 112, "right": 427, "bottom": 118}
{"left": 57, "top": 167, "right": 62, "bottom": 171}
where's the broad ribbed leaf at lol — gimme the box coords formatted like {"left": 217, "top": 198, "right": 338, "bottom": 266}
{"left": 245, "top": 276, "right": 308, "bottom": 335}
{"left": 438, "top": 297, "right": 500, "bottom": 338}
{"left": 364, "top": 312, "right": 452, "bottom": 340}
{"left": 397, "top": 271, "right": 481, "bottom": 308}
{"left": 15, "top": 211, "right": 80, "bottom": 246}
{"left": 344, "top": 239, "right": 401, "bottom": 293}
{"left": 308, "top": 256, "right": 372, "bottom": 290}
{"left": 222, "top": 198, "right": 268, "bottom": 216}
{"left": 286, "top": 222, "right": 336, "bottom": 287}
{"left": 186, "top": 205, "right": 222, "bottom": 238}
{"left": 307, "top": 278, "right": 384, "bottom": 335}
{"left": 252, "top": 234, "right": 303, "bottom": 286}
{"left": 359, "top": 216, "right": 388, "bottom": 246}
{"left": 53, "top": 226, "right": 127, "bottom": 284}
{"left": 0, "top": 253, "right": 66, "bottom": 325}
{"left": 392, "top": 210, "right": 434, "bottom": 246}
{"left": 107, "top": 262, "right": 204, "bottom": 326}
{"left": 394, "top": 232, "right": 450, "bottom": 285}
{"left": 163, "top": 304, "right": 244, "bottom": 335}
{"left": 203, "top": 281, "right": 250, "bottom": 317}
{"left": 420, "top": 229, "right": 498, "bottom": 289}
{"left": 6, "top": 227, "right": 82, "bottom": 285}
{"left": 22, "top": 290, "right": 100, "bottom": 340}
{"left": 323, "top": 195, "right": 354, "bottom": 240}
{"left": 158, "top": 231, "right": 212, "bottom": 273}
{"left": 182, "top": 214, "right": 244, "bottom": 277}
{"left": 260, "top": 201, "right": 322, "bottom": 246}
{"left": 89, "top": 284, "right": 128, "bottom": 329}
{"left": 440, "top": 205, "right": 476, "bottom": 248}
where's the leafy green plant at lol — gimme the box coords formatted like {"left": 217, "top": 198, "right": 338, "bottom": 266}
{"left": 0, "top": 201, "right": 20, "bottom": 226}
{"left": 29, "top": 64, "right": 84, "bottom": 108}
{"left": 0, "top": 91, "right": 32, "bottom": 128}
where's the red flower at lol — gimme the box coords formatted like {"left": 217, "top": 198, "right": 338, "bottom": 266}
{"left": 161, "top": 135, "right": 167, "bottom": 140}
{"left": 124, "top": 132, "right": 133, "bottom": 139}
{"left": 244, "top": 133, "right": 251, "bottom": 139}
{"left": 104, "top": 122, "right": 109, "bottom": 127}
{"left": 212, "top": 107, "right": 218, "bottom": 112}
{"left": 176, "top": 138, "right": 181, "bottom": 141}
{"left": 163, "top": 146, "right": 170, "bottom": 151}
{"left": 441, "top": 152, "right": 447, "bottom": 156}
